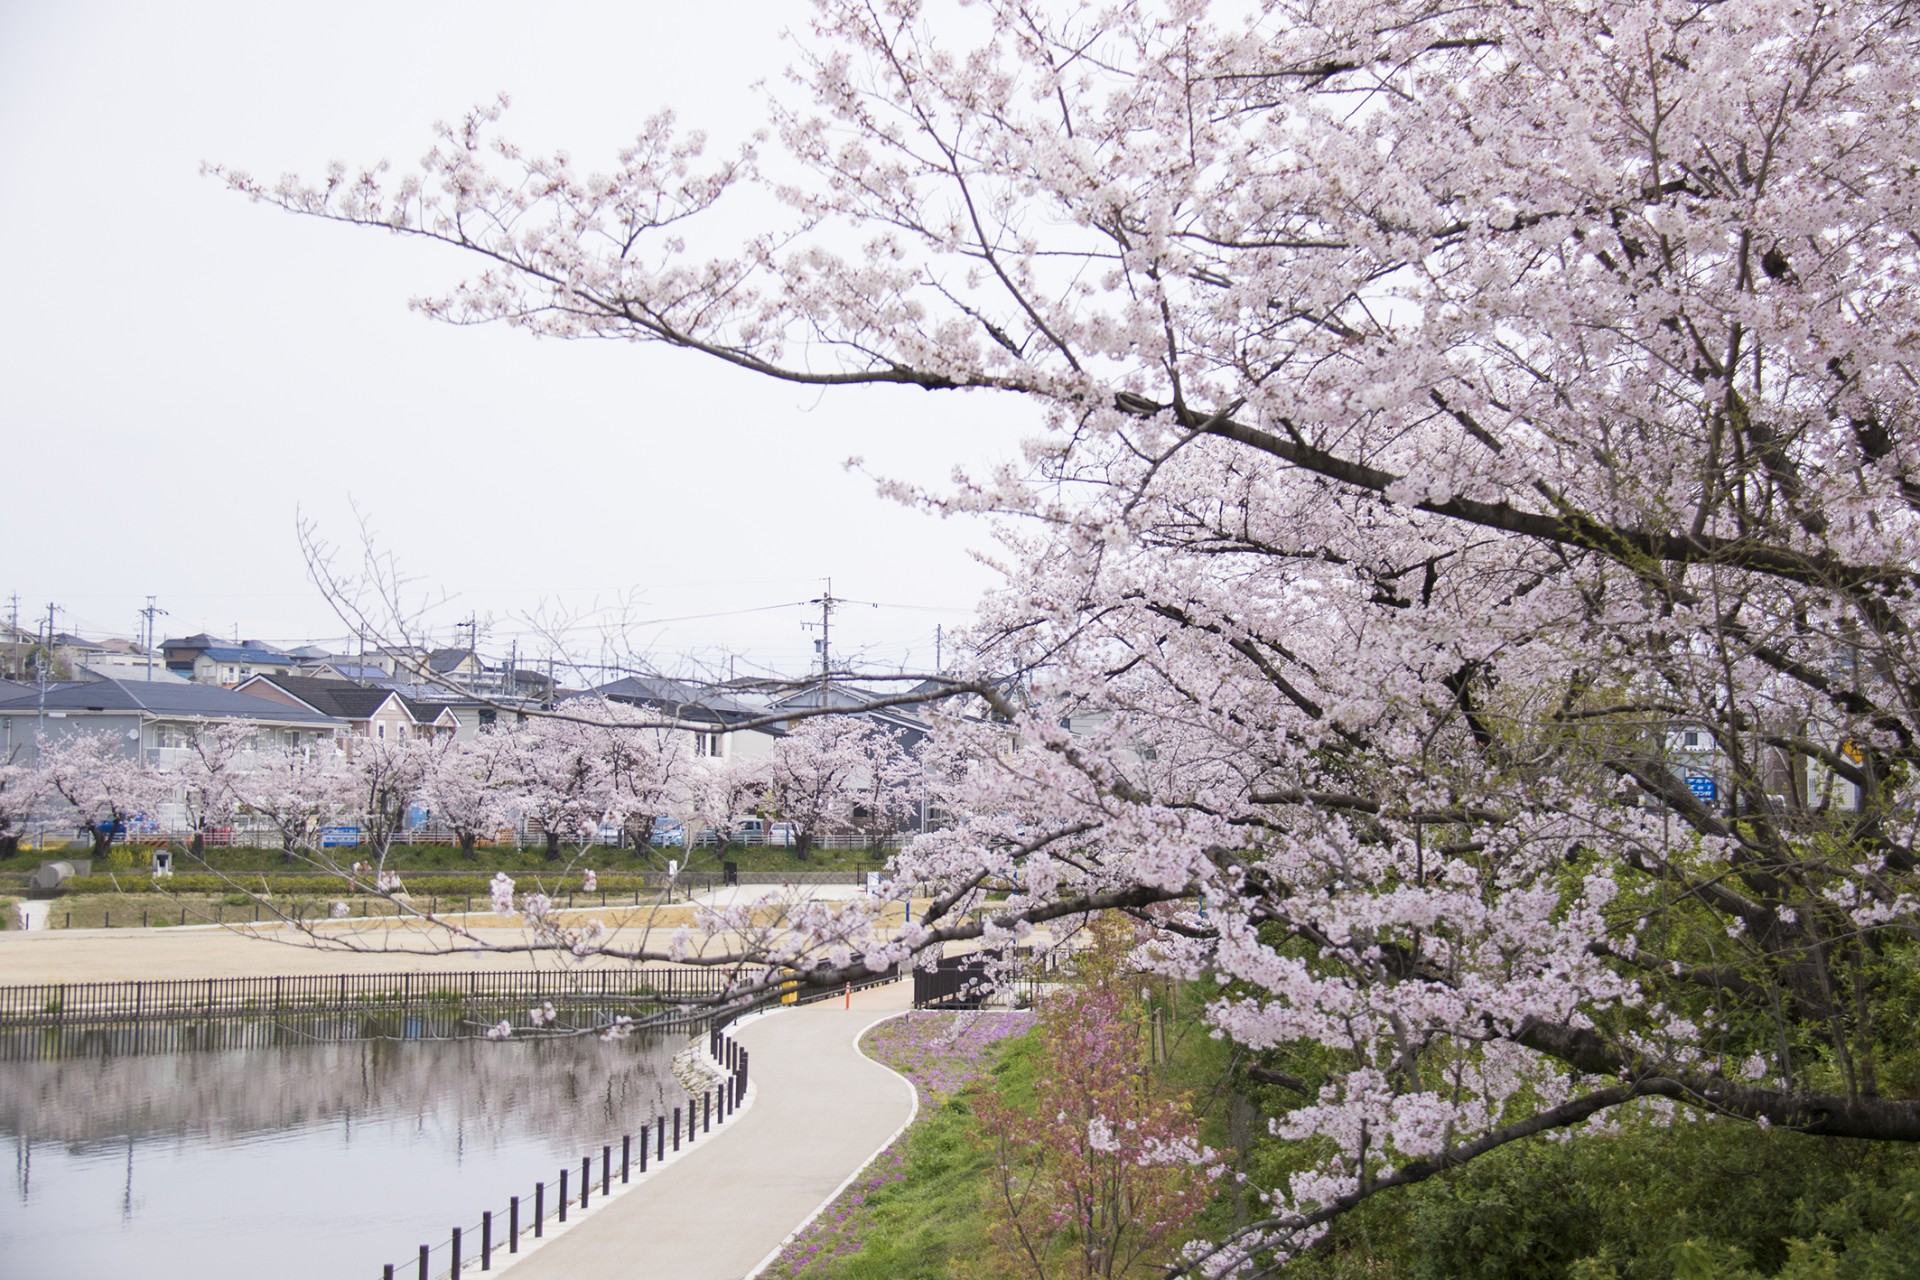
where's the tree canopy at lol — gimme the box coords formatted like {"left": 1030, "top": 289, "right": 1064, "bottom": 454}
{"left": 220, "top": 0, "right": 1920, "bottom": 1269}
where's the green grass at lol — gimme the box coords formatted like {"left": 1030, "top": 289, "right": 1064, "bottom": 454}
{"left": 770, "top": 1013, "right": 1041, "bottom": 1280}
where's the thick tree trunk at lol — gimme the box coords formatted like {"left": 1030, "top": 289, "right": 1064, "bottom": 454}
{"left": 459, "top": 832, "right": 477, "bottom": 860}
{"left": 90, "top": 825, "right": 113, "bottom": 859}
{"left": 544, "top": 831, "right": 562, "bottom": 861}
{"left": 0, "top": 833, "right": 16, "bottom": 859}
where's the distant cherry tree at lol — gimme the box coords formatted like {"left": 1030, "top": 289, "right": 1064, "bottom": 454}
{"left": 37, "top": 733, "right": 168, "bottom": 860}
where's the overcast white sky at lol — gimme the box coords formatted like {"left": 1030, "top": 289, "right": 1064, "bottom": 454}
{"left": 1, "top": 2, "right": 1031, "bottom": 682}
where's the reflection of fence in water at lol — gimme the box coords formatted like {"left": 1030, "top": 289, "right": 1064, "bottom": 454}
{"left": 0, "top": 1021, "right": 685, "bottom": 1151}
{"left": 0, "top": 1002, "right": 660, "bottom": 1062}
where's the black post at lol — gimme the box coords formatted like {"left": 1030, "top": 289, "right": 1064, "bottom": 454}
{"left": 640, "top": 1132, "right": 649, "bottom": 1172}
{"left": 704, "top": 1091, "right": 711, "bottom": 1134}
{"left": 559, "top": 1169, "right": 568, "bottom": 1222}
{"left": 384, "top": 1267, "right": 393, "bottom": 1280}
{"left": 417, "top": 1245, "right": 428, "bottom": 1280}
{"left": 602, "top": 1145, "right": 610, "bottom": 1195}
{"left": 673, "top": 1105, "right": 681, "bottom": 1151}
{"left": 622, "top": 1134, "right": 631, "bottom": 1183}
{"left": 511, "top": 1196, "right": 520, "bottom": 1253}
{"left": 483, "top": 1210, "right": 492, "bottom": 1271}
{"left": 581, "top": 1156, "right": 590, "bottom": 1208}
{"left": 656, "top": 1115, "right": 664, "bottom": 1161}
{"left": 535, "top": 1183, "right": 545, "bottom": 1237}
{"left": 451, "top": 1227, "right": 462, "bottom": 1277}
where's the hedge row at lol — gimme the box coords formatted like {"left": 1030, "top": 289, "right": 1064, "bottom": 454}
{"left": 59, "top": 873, "right": 686, "bottom": 897}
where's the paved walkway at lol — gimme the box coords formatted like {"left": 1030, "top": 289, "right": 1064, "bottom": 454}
{"left": 499, "top": 980, "right": 917, "bottom": 1280}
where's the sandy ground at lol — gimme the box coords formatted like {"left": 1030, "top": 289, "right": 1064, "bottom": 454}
{"left": 0, "top": 889, "right": 931, "bottom": 986}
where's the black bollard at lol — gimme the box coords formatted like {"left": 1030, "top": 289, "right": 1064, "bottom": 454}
{"left": 534, "top": 1183, "right": 544, "bottom": 1238}
{"left": 559, "top": 1169, "right": 569, "bottom": 1222}
{"left": 622, "top": 1134, "right": 631, "bottom": 1183}
{"left": 417, "top": 1245, "right": 428, "bottom": 1280}
{"left": 674, "top": 1105, "right": 681, "bottom": 1151}
{"left": 656, "top": 1114, "right": 664, "bottom": 1161}
{"left": 482, "top": 1210, "right": 492, "bottom": 1271}
{"left": 581, "top": 1156, "right": 590, "bottom": 1208}
{"left": 704, "top": 1091, "right": 712, "bottom": 1134}
{"left": 640, "top": 1132, "right": 649, "bottom": 1173}
{"left": 602, "top": 1145, "right": 610, "bottom": 1195}
{"left": 451, "top": 1227, "right": 461, "bottom": 1277}
{"left": 511, "top": 1196, "right": 520, "bottom": 1253}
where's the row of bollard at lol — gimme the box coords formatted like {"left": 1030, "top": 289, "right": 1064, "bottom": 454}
{"left": 380, "top": 1025, "right": 749, "bottom": 1279}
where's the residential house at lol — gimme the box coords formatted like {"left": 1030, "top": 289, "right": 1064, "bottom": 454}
{"left": 233, "top": 673, "right": 460, "bottom": 747}
{"left": 0, "top": 676, "right": 344, "bottom": 766}
{"left": 191, "top": 647, "right": 303, "bottom": 687}
{"left": 592, "top": 674, "right": 783, "bottom": 763}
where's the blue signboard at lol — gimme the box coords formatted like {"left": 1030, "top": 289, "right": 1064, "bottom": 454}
{"left": 1685, "top": 775, "right": 1717, "bottom": 803}
{"left": 319, "top": 825, "right": 362, "bottom": 848}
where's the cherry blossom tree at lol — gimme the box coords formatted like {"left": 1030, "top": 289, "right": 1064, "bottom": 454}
{"left": 759, "top": 716, "right": 918, "bottom": 857}
{"left": 418, "top": 730, "right": 516, "bottom": 859}
{"left": 508, "top": 704, "right": 624, "bottom": 860}
{"left": 0, "top": 747, "right": 44, "bottom": 859}
{"left": 684, "top": 751, "right": 766, "bottom": 857}
{"left": 37, "top": 733, "right": 169, "bottom": 860}
{"left": 175, "top": 722, "right": 257, "bottom": 858}
{"left": 230, "top": 738, "right": 352, "bottom": 862}
{"left": 344, "top": 735, "right": 431, "bottom": 870}
{"left": 227, "top": 0, "right": 1920, "bottom": 1267}
{"left": 591, "top": 699, "right": 696, "bottom": 855}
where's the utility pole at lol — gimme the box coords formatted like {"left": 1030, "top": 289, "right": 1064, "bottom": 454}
{"left": 805, "top": 578, "right": 839, "bottom": 683}
{"left": 454, "top": 614, "right": 478, "bottom": 692}
{"left": 37, "top": 602, "right": 59, "bottom": 736}
{"left": 139, "top": 596, "right": 168, "bottom": 682}
{"left": 935, "top": 624, "right": 943, "bottom": 674}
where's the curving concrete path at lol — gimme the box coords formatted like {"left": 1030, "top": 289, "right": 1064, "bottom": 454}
{"left": 496, "top": 979, "right": 917, "bottom": 1280}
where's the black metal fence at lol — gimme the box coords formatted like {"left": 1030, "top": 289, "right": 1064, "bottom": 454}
{"left": 375, "top": 964, "right": 912, "bottom": 1277}
{"left": 0, "top": 968, "right": 739, "bottom": 1028}
{"left": 379, "top": 1020, "right": 752, "bottom": 1280}
{"left": 912, "top": 949, "right": 1060, "bottom": 1009}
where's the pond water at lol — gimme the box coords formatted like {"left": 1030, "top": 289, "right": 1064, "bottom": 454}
{"left": 0, "top": 1016, "right": 684, "bottom": 1280}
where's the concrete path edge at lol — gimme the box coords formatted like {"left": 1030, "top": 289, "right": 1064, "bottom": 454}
{"left": 743, "top": 1008, "right": 920, "bottom": 1279}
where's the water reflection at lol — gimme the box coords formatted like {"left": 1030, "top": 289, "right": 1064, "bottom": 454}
{"left": 0, "top": 1025, "right": 683, "bottom": 1279}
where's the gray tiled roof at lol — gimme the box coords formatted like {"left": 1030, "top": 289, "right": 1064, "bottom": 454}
{"left": 0, "top": 676, "right": 341, "bottom": 725}
{"left": 591, "top": 675, "right": 774, "bottom": 729}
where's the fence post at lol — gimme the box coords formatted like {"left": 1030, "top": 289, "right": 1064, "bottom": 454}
{"left": 581, "top": 1156, "right": 590, "bottom": 1208}
{"left": 673, "top": 1105, "right": 681, "bottom": 1151}
{"left": 559, "top": 1169, "right": 568, "bottom": 1222}
{"left": 656, "top": 1115, "right": 665, "bottom": 1162}
{"left": 705, "top": 1090, "right": 712, "bottom": 1134}
{"left": 384, "top": 1267, "right": 393, "bottom": 1280}
{"left": 640, "top": 1132, "right": 649, "bottom": 1173}
{"left": 510, "top": 1196, "right": 520, "bottom": 1253}
{"left": 417, "top": 1245, "right": 428, "bottom": 1280}
{"left": 451, "top": 1227, "right": 461, "bottom": 1277}
{"left": 535, "top": 1183, "right": 544, "bottom": 1238}
{"left": 622, "top": 1134, "right": 631, "bottom": 1183}
{"left": 482, "top": 1210, "right": 492, "bottom": 1271}
{"left": 602, "top": 1145, "right": 610, "bottom": 1195}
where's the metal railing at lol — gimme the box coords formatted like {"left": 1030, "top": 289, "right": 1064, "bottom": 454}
{"left": 379, "top": 1020, "right": 753, "bottom": 1280}
{"left": 0, "top": 968, "right": 740, "bottom": 1028}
